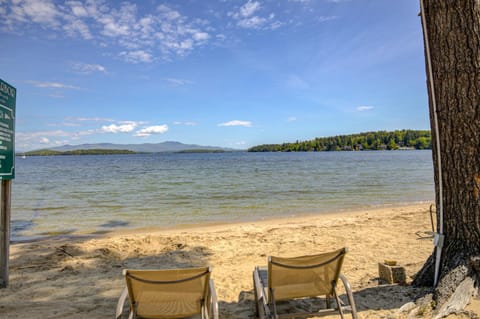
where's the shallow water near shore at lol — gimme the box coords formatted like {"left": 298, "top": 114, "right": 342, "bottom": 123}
{"left": 11, "top": 150, "right": 434, "bottom": 241}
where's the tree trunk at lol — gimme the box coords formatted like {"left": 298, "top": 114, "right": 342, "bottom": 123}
{"left": 413, "top": 0, "right": 480, "bottom": 308}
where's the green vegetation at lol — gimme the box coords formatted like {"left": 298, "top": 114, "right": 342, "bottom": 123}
{"left": 248, "top": 130, "right": 431, "bottom": 152}
{"left": 22, "top": 149, "right": 137, "bottom": 156}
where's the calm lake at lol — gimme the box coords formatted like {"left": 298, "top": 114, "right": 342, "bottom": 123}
{"left": 11, "top": 150, "right": 434, "bottom": 241}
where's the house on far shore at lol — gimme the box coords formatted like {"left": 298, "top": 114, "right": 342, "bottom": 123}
{"left": 378, "top": 144, "right": 387, "bottom": 150}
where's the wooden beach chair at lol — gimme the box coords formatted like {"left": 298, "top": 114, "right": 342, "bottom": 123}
{"left": 115, "top": 266, "right": 218, "bottom": 319}
{"left": 253, "top": 248, "right": 357, "bottom": 319}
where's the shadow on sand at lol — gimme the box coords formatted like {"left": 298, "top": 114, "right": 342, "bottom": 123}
{"left": 218, "top": 283, "right": 431, "bottom": 319}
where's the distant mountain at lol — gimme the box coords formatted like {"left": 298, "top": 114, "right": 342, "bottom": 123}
{"left": 42, "top": 141, "right": 237, "bottom": 153}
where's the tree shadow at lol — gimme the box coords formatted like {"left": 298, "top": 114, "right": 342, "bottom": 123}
{"left": 352, "top": 283, "right": 432, "bottom": 312}
{"left": 217, "top": 283, "right": 432, "bottom": 319}
{"left": 219, "top": 290, "right": 257, "bottom": 319}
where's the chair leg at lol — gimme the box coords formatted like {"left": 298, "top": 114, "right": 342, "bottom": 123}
{"left": 253, "top": 275, "right": 259, "bottom": 318}
{"left": 115, "top": 287, "right": 129, "bottom": 319}
{"left": 333, "top": 286, "right": 345, "bottom": 319}
{"left": 270, "top": 288, "right": 278, "bottom": 319}
{"left": 208, "top": 279, "right": 219, "bottom": 319}
{"left": 339, "top": 274, "right": 358, "bottom": 319}
{"left": 326, "top": 294, "right": 332, "bottom": 309}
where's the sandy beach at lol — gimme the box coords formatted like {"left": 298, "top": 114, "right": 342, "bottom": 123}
{"left": 1, "top": 203, "right": 478, "bottom": 318}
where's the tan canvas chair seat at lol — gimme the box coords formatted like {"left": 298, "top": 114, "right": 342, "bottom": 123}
{"left": 134, "top": 292, "right": 201, "bottom": 318}
{"left": 115, "top": 267, "right": 218, "bottom": 319}
{"left": 253, "top": 248, "right": 357, "bottom": 319}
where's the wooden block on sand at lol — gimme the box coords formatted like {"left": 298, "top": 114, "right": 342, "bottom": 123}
{"left": 378, "top": 261, "right": 406, "bottom": 284}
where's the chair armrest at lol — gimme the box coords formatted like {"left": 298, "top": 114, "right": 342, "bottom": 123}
{"left": 253, "top": 267, "right": 268, "bottom": 305}
{"left": 115, "top": 287, "right": 129, "bottom": 319}
{"left": 253, "top": 267, "right": 271, "bottom": 319}
{"left": 209, "top": 279, "right": 219, "bottom": 319}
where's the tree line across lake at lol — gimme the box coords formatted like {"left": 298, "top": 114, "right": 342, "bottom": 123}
{"left": 248, "top": 130, "right": 431, "bottom": 152}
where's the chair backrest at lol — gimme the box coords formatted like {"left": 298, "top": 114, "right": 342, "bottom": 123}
{"left": 124, "top": 267, "right": 211, "bottom": 319}
{"left": 268, "top": 248, "right": 347, "bottom": 302}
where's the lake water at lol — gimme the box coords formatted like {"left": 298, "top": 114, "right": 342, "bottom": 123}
{"left": 11, "top": 150, "right": 434, "bottom": 242}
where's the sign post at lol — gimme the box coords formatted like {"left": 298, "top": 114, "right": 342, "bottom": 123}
{"left": 0, "top": 79, "right": 16, "bottom": 288}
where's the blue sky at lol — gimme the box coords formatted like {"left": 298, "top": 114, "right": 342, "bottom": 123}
{"left": 0, "top": 0, "right": 429, "bottom": 151}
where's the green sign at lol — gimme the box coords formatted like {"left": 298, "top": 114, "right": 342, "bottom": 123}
{"left": 0, "top": 79, "right": 15, "bottom": 180}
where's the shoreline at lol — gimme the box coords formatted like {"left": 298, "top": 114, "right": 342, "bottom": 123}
{"left": 116, "top": 201, "right": 435, "bottom": 235}
{"left": 11, "top": 200, "right": 434, "bottom": 244}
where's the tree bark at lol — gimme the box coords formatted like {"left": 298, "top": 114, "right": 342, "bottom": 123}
{"left": 413, "top": 0, "right": 480, "bottom": 308}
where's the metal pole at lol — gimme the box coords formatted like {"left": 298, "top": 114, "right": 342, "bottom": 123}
{"left": 419, "top": 0, "right": 445, "bottom": 287}
{"left": 0, "top": 179, "right": 12, "bottom": 288}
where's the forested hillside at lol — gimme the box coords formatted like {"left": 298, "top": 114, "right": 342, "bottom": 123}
{"left": 248, "top": 130, "right": 431, "bottom": 152}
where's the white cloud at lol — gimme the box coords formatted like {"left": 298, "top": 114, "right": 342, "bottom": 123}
{"left": 27, "top": 80, "right": 81, "bottom": 90}
{"left": 135, "top": 125, "right": 169, "bottom": 137}
{"left": 100, "top": 2, "right": 136, "bottom": 37}
{"left": 287, "top": 116, "right": 297, "bottom": 122}
{"left": 218, "top": 120, "right": 253, "bottom": 127}
{"left": 357, "top": 105, "right": 375, "bottom": 111}
{"left": 193, "top": 32, "right": 209, "bottom": 41}
{"left": 157, "top": 4, "right": 181, "bottom": 20}
{"left": 72, "top": 62, "right": 106, "bottom": 74}
{"left": 119, "top": 50, "right": 153, "bottom": 63}
{"left": 16, "top": 129, "right": 77, "bottom": 151}
{"left": 63, "top": 17, "right": 92, "bottom": 39}
{"left": 101, "top": 122, "right": 137, "bottom": 133}
{"left": 16, "top": 119, "right": 145, "bottom": 150}
{"left": 229, "top": 0, "right": 280, "bottom": 30}
{"left": 13, "top": 0, "right": 60, "bottom": 26}
{"left": 0, "top": 2, "right": 211, "bottom": 63}
{"left": 237, "top": 16, "right": 267, "bottom": 29}
{"left": 68, "top": 1, "right": 89, "bottom": 17}
{"left": 240, "top": 1, "right": 261, "bottom": 17}
{"left": 101, "top": 18, "right": 130, "bottom": 37}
